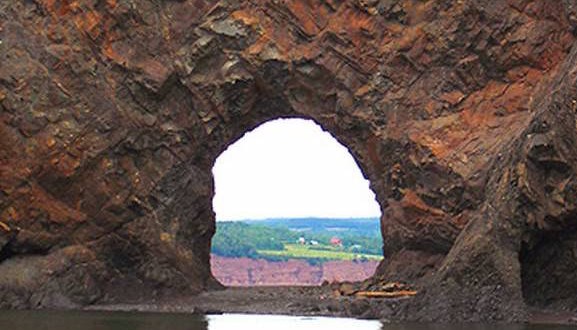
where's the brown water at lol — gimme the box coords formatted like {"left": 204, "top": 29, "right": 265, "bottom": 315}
{"left": 0, "top": 310, "right": 576, "bottom": 330}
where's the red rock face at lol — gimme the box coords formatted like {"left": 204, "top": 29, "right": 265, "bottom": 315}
{"left": 210, "top": 255, "right": 379, "bottom": 286}
{"left": 1, "top": 0, "right": 577, "bottom": 322}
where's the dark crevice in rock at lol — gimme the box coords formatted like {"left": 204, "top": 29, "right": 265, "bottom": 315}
{"left": 0, "top": 241, "right": 51, "bottom": 265}
{"left": 520, "top": 219, "right": 577, "bottom": 311}
{"left": 0, "top": 241, "right": 15, "bottom": 263}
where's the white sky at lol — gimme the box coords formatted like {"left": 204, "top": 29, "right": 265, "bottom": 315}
{"left": 212, "top": 118, "right": 381, "bottom": 221}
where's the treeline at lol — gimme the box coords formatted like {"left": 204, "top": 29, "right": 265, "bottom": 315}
{"left": 244, "top": 217, "right": 381, "bottom": 236}
{"left": 211, "top": 222, "right": 297, "bottom": 258}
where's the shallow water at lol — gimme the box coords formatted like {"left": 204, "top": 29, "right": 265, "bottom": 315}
{"left": 0, "top": 310, "right": 576, "bottom": 330}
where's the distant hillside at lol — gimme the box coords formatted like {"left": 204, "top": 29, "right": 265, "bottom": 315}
{"left": 243, "top": 217, "right": 381, "bottom": 237}
{"left": 212, "top": 218, "right": 383, "bottom": 263}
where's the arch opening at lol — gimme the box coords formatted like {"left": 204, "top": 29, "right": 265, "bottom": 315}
{"left": 209, "top": 118, "right": 383, "bottom": 286}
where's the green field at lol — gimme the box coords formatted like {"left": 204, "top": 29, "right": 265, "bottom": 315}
{"left": 258, "top": 244, "right": 383, "bottom": 261}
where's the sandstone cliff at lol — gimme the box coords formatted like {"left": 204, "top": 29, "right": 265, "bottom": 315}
{"left": 1, "top": 0, "right": 577, "bottom": 322}
{"left": 211, "top": 255, "right": 379, "bottom": 286}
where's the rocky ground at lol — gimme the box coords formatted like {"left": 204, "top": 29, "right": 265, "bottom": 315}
{"left": 84, "top": 285, "right": 577, "bottom": 325}
{"left": 85, "top": 285, "right": 425, "bottom": 320}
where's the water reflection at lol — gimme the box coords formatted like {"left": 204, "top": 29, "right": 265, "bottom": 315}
{"left": 0, "top": 310, "right": 576, "bottom": 330}
{"left": 207, "top": 314, "right": 381, "bottom": 330}
{"left": 0, "top": 310, "right": 208, "bottom": 330}
{"left": 380, "top": 323, "right": 576, "bottom": 330}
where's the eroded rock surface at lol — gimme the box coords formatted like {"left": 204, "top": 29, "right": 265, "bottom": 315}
{"left": 210, "top": 255, "right": 380, "bottom": 286}
{"left": 1, "top": 0, "right": 577, "bottom": 321}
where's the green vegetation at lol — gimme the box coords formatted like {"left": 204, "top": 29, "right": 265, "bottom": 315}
{"left": 258, "top": 244, "right": 382, "bottom": 261}
{"left": 211, "top": 218, "right": 384, "bottom": 264}
{"left": 211, "top": 222, "right": 295, "bottom": 258}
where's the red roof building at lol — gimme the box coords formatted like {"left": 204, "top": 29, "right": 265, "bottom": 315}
{"left": 330, "top": 237, "right": 342, "bottom": 247}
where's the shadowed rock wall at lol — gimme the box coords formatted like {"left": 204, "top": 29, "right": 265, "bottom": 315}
{"left": 1, "top": 0, "right": 577, "bottom": 321}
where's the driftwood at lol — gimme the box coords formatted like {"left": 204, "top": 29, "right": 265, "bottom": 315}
{"left": 0, "top": 221, "right": 10, "bottom": 232}
{"left": 354, "top": 290, "right": 417, "bottom": 298}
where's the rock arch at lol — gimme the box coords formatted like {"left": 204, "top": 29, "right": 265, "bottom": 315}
{"left": 1, "top": 0, "right": 577, "bottom": 321}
